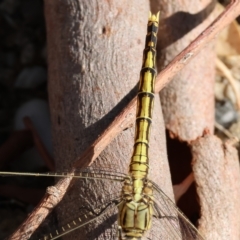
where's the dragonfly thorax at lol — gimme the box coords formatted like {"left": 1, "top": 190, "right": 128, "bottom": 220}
{"left": 118, "top": 176, "right": 154, "bottom": 239}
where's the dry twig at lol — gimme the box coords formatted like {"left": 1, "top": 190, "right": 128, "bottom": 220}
{"left": 173, "top": 173, "right": 194, "bottom": 202}
{"left": 216, "top": 57, "right": 240, "bottom": 110}
{"left": 215, "top": 121, "right": 238, "bottom": 139}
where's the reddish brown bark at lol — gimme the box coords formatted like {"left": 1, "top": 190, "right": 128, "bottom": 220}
{"left": 156, "top": 0, "right": 217, "bottom": 141}
{"left": 191, "top": 132, "right": 240, "bottom": 239}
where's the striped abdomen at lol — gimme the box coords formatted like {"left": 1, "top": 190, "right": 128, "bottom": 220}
{"left": 118, "top": 12, "right": 160, "bottom": 239}
{"left": 129, "top": 13, "right": 158, "bottom": 179}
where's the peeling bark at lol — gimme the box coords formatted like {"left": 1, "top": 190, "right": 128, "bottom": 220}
{"left": 191, "top": 133, "right": 240, "bottom": 239}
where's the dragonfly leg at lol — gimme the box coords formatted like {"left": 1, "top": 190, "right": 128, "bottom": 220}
{"left": 118, "top": 226, "right": 126, "bottom": 240}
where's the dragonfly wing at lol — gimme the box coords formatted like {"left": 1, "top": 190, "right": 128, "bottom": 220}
{"left": 0, "top": 168, "right": 125, "bottom": 239}
{"left": 30, "top": 197, "right": 120, "bottom": 240}
{"left": 0, "top": 167, "right": 127, "bottom": 181}
{"left": 68, "top": 165, "right": 127, "bottom": 181}
{"left": 28, "top": 176, "right": 123, "bottom": 240}
{"left": 150, "top": 181, "right": 205, "bottom": 240}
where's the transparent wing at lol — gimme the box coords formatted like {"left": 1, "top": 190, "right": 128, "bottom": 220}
{"left": 34, "top": 178, "right": 203, "bottom": 240}
{"left": 0, "top": 169, "right": 203, "bottom": 240}
{"left": 150, "top": 181, "right": 204, "bottom": 240}
{"left": 0, "top": 167, "right": 124, "bottom": 240}
{"left": 30, "top": 195, "right": 120, "bottom": 240}
{"left": 0, "top": 165, "right": 127, "bottom": 182}
{"left": 24, "top": 175, "right": 123, "bottom": 240}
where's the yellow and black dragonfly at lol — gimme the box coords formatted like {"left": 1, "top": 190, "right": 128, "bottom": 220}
{"left": 0, "top": 12, "right": 204, "bottom": 240}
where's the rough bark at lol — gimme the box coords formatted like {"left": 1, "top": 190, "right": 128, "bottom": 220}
{"left": 154, "top": 0, "right": 217, "bottom": 141}
{"left": 191, "top": 132, "right": 240, "bottom": 239}
{"left": 46, "top": 1, "right": 172, "bottom": 239}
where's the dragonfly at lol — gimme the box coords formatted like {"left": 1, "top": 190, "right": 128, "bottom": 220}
{"left": 0, "top": 12, "right": 205, "bottom": 240}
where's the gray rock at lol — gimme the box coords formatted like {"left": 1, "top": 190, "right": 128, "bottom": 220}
{"left": 215, "top": 100, "right": 238, "bottom": 127}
